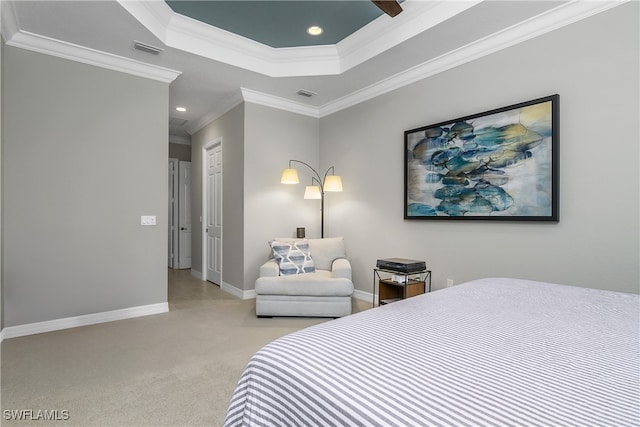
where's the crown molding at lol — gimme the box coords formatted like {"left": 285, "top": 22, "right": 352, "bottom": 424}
{"left": 167, "top": 10, "right": 341, "bottom": 77}
{"left": 319, "top": 0, "right": 629, "bottom": 117}
{"left": 216, "top": 0, "right": 628, "bottom": 119}
{"left": 3, "top": 0, "right": 627, "bottom": 126}
{"left": 188, "top": 88, "right": 322, "bottom": 135}
{"left": 336, "top": 0, "right": 481, "bottom": 72}
{"left": 241, "top": 88, "right": 321, "bottom": 118}
{"left": 119, "top": 0, "right": 342, "bottom": 77}
{"left": 117, "top": 0, "right": 474, "bottom": 78}
{"left": 184, "top": 0, "right": 628, "bottom": 126}
{"left": 5, "top": 30, "right": 181, "bottom": 83}
{"left": 2, "top": 0, "right": 180, "bottom": 83}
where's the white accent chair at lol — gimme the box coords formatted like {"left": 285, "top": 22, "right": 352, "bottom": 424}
{"left": 255, "top": 237, "right": 354, "bottom": 318}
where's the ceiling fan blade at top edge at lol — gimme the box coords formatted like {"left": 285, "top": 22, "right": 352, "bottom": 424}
{"left": 372, "top": 0, "right": 403, "bottom": 17}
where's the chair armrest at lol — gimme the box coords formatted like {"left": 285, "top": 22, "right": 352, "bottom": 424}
{"left": 331, "top": 258, "right": 352, "bottom": 280}
{"left": 259, "top": 259, "right": 280, "bottom": 277}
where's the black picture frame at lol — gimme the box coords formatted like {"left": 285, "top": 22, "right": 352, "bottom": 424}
{"left": 404, "top": 94, "right": 559, "bottom": 221}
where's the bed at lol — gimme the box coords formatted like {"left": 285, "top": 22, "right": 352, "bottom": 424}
{"left": 224, "top": 278, "right": 639, "bottom": 426}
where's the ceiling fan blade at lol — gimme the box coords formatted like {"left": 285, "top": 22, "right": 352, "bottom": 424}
{"left": 372, "top": 0, "right": 403, "bottom": 17}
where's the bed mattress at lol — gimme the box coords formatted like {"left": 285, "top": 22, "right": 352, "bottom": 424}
{"left": 224, "top": 278, "right": 639, "bottom": 426}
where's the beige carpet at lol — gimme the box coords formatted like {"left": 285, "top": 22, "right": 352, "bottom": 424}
{"left": 1, "top": 269, "right": 372, "bottom": 426}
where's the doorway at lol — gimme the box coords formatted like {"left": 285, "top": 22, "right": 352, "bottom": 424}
{"left": 202, "top": 139, "right": 222, "bottom": 284}
{"left": 168, "top": 159, "right": 178, "bottom": 268}
{"left": 168, "top": 158, "right": 192, "bottom": 269}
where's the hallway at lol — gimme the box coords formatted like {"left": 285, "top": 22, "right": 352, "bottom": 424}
{"left": 167, "top": 268, "right": 231, "bottom": 311}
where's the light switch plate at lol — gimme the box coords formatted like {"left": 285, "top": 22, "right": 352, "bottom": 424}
{"left": 141, "top": 215, "right": 156, "bottom": 226}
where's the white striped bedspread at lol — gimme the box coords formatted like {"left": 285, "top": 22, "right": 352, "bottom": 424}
{"left": 224, "top": 278, "right": 640, "bottom": 427}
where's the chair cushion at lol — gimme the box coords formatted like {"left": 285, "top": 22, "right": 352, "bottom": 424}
{"left": 308, "top": 237, "right": 346, "bottom": 270}
{"left": 270, "top": 239, "right": 315, "bottom": 275}
{"left": 255, "top": 271, "right": 354, "bottom": 297}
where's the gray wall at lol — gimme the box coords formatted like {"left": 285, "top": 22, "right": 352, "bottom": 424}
{"left": 320, "top": 3, "right": 639, "bottom": 294}
{"left": 244, "top": 103, "right": 320, "bottom": 289}
{"left": 3, "top": 47, "right": 169, "bottom": 326}
{"left": 1, "top": 37, "right": 4, "bottom": 330}
{"left": 190, "top": 102, "right": 320, "bottom": 292}
{"left": 188, "top": 2, "right": 638, "bottom": 297}
{"left": 191, "top": 104, "right": 245, "bottom": 289}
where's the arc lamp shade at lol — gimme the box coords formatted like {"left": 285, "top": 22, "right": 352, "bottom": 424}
{"left": 324, "top": 175, "right": 343, "bottom": 192}
{"left": 281, "top": 168, "right": 300, "bottom": 184}
{"left": 304, "top": 185, "right": 322, "bottom": 199}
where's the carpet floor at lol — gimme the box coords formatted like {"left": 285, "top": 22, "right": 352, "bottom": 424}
{"left": 1, "top": 269, "right": 372, "bottom": 426}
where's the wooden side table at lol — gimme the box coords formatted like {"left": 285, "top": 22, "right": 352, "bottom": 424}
{"left": 373, "top": 268, "right": 431, "bottom": 307}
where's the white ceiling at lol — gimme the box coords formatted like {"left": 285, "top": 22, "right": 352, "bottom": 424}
{"left": 1, "top": 1, "right": 626, "bottom": 141}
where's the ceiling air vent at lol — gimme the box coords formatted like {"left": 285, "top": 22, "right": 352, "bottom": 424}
{"left": 296, "top": 89, "right": 317, "bottom": 98}
{"left": 133, "top": 41, "right": 164, "bottom": 55}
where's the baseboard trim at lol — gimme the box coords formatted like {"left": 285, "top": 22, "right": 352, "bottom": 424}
{"left": 2, "top": 303, "right": 169, "bottom": 339}
{"left": 190, "top": 269, "right": 203, "bottom": 280}
{"left": 221, "top": 282, "right": 256, "bottom": 300}
{"left": 353, "top": 289, "right": 374, "bottom": 303}
{"left": 0, "top": 289, "right": 372, "bottom": 341}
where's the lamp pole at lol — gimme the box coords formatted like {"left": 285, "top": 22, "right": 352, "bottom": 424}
{"left": 286, "top": 160, "right": 338, "bottom": 238}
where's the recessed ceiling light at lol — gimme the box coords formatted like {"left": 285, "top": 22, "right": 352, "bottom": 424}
{"left": 307, "top": 26, "right": 323, "bottom": 36}
{"left": 175, "top": 107, "right": 186, "bottom": 112}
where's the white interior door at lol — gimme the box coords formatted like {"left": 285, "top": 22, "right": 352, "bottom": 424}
{"left": 178, "top": 161, "right": 192, "bottom": 269}
{"left": 205, "top": 143, "right": 222, "bottom": 284}
{"left": 168, "top": 159, "right": 178, "bottom": 268}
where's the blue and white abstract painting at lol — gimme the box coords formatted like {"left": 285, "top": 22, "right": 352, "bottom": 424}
{"left": 405, "top": 95, "right": 558, "bottom": 220}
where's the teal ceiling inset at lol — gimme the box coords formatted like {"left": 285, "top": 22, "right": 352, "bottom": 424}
{"left": 165, "top": 1, "right": 385, "bottom": 48}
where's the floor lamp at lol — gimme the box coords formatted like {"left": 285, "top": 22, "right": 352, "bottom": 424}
{"left": 281, "top": 160, "right": 343, "bottom": 238}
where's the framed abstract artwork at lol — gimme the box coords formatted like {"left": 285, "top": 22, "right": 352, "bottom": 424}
{"left": 404, "top": 94, "right": 559, "bottom": 221}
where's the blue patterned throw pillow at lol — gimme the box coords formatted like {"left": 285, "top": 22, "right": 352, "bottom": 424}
{"left": 270, "top": 239, "right": 316, "bottom": 275}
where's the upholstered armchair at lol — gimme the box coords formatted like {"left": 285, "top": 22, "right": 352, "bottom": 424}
{"left": 255, "top": 237, "right": 354, "bottom": 317}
